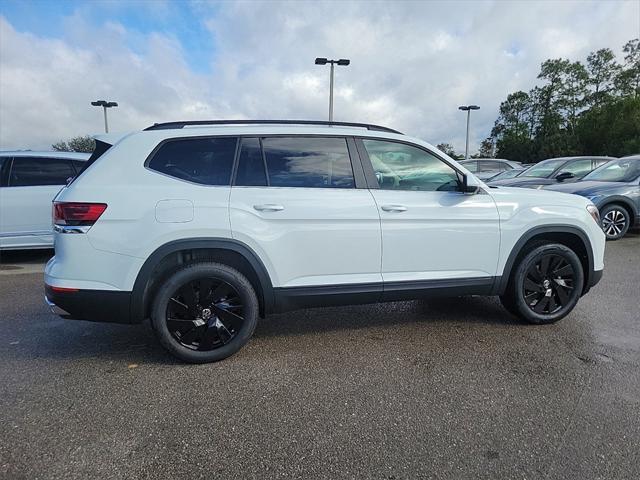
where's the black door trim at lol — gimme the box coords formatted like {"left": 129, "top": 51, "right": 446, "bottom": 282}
{"left": 273, "top": 276, "right": 498, "bottom": 313}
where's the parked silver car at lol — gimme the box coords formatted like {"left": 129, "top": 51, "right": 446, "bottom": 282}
{"left": 459, "top": 158, "right": 523, "bottom": 180}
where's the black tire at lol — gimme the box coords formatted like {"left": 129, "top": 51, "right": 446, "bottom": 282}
{"left": 499, "top": 294, "right": 519, "bottom": 317}
{"left": 150, "top": 262, "right": 258, "bottom": 363}
{"left": 600, "top": 204, "right": 630, "bottom": 240}
{"left": 500, "top": 243, "right": 584, "bottom": 324}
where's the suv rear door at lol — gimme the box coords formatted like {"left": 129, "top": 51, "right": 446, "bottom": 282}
{"left": 230, "top": 136, "right": 382, "bottom": 299}
{"left": 0, "top": 156, "right": 75, "bottom": 249}
{"left": 356, "top": 138, "right": 500, "bottom": 298}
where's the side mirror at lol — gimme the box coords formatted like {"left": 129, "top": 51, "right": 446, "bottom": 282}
{"left": 555, "top": 171, "right": 574, "bottom": 182}
{"left": 460, "top": 173, "right": 479, "bottom": 194}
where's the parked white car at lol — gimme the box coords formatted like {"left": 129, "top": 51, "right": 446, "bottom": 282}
{"left": 0, "top": 151, "right": 88, "bottom": 249}
{"left": 44, "top": 120, "right": 605, "bottom": 363}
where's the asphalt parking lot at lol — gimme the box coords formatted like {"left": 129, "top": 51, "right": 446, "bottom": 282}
{"left": 1, "top": 236, "right": 639, "bottom": 480}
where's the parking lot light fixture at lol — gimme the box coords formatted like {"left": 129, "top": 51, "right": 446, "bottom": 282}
{"left": 315, "top": 57, "right": 351, "bottom": 121}
{"left": 91, "top": 100, "right": 118, "bottom": 133}
{"left": 458, "top": 104, "right": 480, "bottom": 159}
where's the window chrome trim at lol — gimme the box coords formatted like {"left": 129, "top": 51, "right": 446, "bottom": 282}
{"left": 54, "top": 225, "right": 91, "bottom": 234}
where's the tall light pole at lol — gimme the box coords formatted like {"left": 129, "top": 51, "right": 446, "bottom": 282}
{"left": 458, "top": 105, "right": 480, "bottom": 159}
{"left": 315, "top": 58, "right": 350, "bottom": 121}
{"left": 91, "top": 100, "right": 118, "bottom": 133}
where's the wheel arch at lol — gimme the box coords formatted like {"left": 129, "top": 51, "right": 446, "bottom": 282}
{"left": 496, "top": 225, "right": 594, "bottom": 296}
{"left": 130, "top": 238, "right": 275, "bottom": 323}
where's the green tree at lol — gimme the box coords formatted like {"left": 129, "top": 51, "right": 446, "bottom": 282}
{"left": 478, "top": 137, "right": 495, "bottom": 158}
{"left": 586, "top": 48, "right": 620, "bottom": 106}
{"left": 52, "top": 136, "right": 95, "bottom": 153}
{"left": 435, "top": 143, "right": 461, "bottom": 159}
{"left": 575, "top": 96, "right": 640, "bottom": 156}
{"left": 558, "top": 61, "right": 589, "bottom": 133}
{"left": 487, "top": 38, "right": 639, "bottom": 162}
{"left": 615, "top": 38, "right": 640, "bottom": 97}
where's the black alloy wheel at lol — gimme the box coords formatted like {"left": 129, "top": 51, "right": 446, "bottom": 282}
{"left": 522, "top": 253, "right": 575, "bottom": 315}
{"left": 501, "top": 243, "right": 584, "bottom": 324}
{"left": 167, "top": 278, "right": 244, "bottom": 351}
{"left": 151, "top": 262, "right": 258, "bottom": 363}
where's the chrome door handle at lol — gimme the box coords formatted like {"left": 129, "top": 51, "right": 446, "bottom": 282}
{"left": 381, "top": 205, "right": 407, "bottom": 212}
{"left": 253, "top": 204, "right": 284, "bottom": 212}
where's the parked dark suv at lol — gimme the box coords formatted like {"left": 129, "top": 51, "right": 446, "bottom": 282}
{"left": 545, "top": 156, "right": 640, "bottom": 240}
{"left": 488, "top": 156, "right": 614, "bottom": 188}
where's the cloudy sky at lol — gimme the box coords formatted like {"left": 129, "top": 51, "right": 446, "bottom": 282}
{"left": 0, "top": 0, "right": 638, "bottom": 153}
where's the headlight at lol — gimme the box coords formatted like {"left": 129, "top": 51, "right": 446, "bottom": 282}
{"left": 586, "top": 204, "right": 600, "bottom": 225}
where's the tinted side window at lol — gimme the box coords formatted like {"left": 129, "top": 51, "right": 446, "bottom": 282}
{"left": 363, "top": 139, "right": 459, "bottom": 191}
{"left": 481, "top": 161, "right": 507, "bottom": 171}
{"left": 462, "top": 161, "right": 478, "bottom": 172}
{"left": 71, "top": 160, "right": 86, "bottom": 174}
{"left": 235, "top": 138, "right": 267, "bottom": 186}
{"left": 0, "top": 157, "right": 10, "bottom": 187}
{"left": 148, "top": 137, "right": 237, "bottom": 185}
{"left": 559, "top": 159, "right": 593, "bottom": 177}
{"left": 262, "top": 137, "right": 354, "bottom": 188}
{"left": 9, "top": 157, "right": 75, "bottom": 186}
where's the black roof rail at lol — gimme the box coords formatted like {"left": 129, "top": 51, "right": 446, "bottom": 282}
{"left": 143, "top": 119, "right": 403, "bottom": 135}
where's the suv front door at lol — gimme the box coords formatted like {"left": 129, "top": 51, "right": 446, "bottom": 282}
{"left": 230, "top": 136, "right": 382, "bottom": 301}
{"left": 357, "top": 138, "right": 500, "bottom": 298}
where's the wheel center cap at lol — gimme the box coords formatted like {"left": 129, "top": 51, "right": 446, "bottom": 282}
{"left": 201, "top": 308, "right": 212, "bottom": 320}
{"left": 543, "top": 279, "right": 550, "bottom": 289}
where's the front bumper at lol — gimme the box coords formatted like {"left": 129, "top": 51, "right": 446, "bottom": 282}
{"left": 581, "top": 268, "right": 603, "bottom": 296}
{"left": 590, "top": 269, "right": 603, "bottom": 288}
{"left": 44, "top": 284, "right": 132, "bottom": 324}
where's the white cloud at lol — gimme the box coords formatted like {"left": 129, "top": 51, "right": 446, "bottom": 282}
{"left": 1, "top": 0, "right": 638, "bottom": 153}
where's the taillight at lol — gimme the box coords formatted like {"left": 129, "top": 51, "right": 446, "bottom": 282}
{"left": 53, "top": 202, "right": 107, "bottom": 226}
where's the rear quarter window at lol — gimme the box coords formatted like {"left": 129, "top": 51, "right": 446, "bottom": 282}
{"left": 0, "top": 157, "right": 10, "bottom": 186}
{"left": 9, "top": 157, "right": 75, "bottom": 186}
{"left": 148, "top": 137, "right": 238, "bottom": 185}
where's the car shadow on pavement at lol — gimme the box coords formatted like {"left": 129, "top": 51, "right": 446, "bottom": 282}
{"left": 254, "top": 295, "right": 519, "bottom": 339}
{"left": 4, "top": 295, "right": 517, "bottom": 366}
{"left": 0, "top": 249, "right": 53, "bottom": 273}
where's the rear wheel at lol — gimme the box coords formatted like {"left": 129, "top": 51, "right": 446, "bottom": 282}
{"left": 151, "top": 262, "right": 258, "bottom": 363}
{"left": 600, "top": 204, "right": 630, "bottom": 240}
{"left": 500, "top": 243, "right": 584, "bottom": 324}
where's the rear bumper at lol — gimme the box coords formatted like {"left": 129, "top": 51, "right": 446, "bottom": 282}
{"left": 44, "top": 284, "right": 132, "bottom": 324}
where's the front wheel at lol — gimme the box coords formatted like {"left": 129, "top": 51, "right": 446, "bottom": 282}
{"left": 150, "top": 262, "right": 259, "bottom": 363}
{"left": 500, "top": 243, "right": 584, "bottom": 324}
{"left": 600, "top": 204, "right": 630, "bottom": 240}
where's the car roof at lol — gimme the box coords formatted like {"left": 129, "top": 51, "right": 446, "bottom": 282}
{"left": 122, "top": 123, "right": 425, "bottom": 152}
{"left": 0, "top": 151, "right": 90, "bottom": 160}
{"left": 462, "top": 158, "right": 512, "bottom": 162}
{"left": 137, "top": 123, "right": 403, "bottom": 138}
{"left": 543, "top": 156, "right": 616, "bottom": 162}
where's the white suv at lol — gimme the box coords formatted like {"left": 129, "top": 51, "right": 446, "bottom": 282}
{"left": 0, "top": 151, "right": 88, "bottom": 249}
{"left": 44, "top": 120, "right": 605, "bottom": 363}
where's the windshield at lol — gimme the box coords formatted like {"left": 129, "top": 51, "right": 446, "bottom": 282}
{"left": 460, "top": 161, "right": 478, "bottom": 172}
{"left": 520, "top": 159, "right": 567, "bottom": 178}
{"left": 583, "top": 159, "right": 640, "bottom": 182}
{"left": 501, "top": 169, "right": 523, "bottom": 179}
